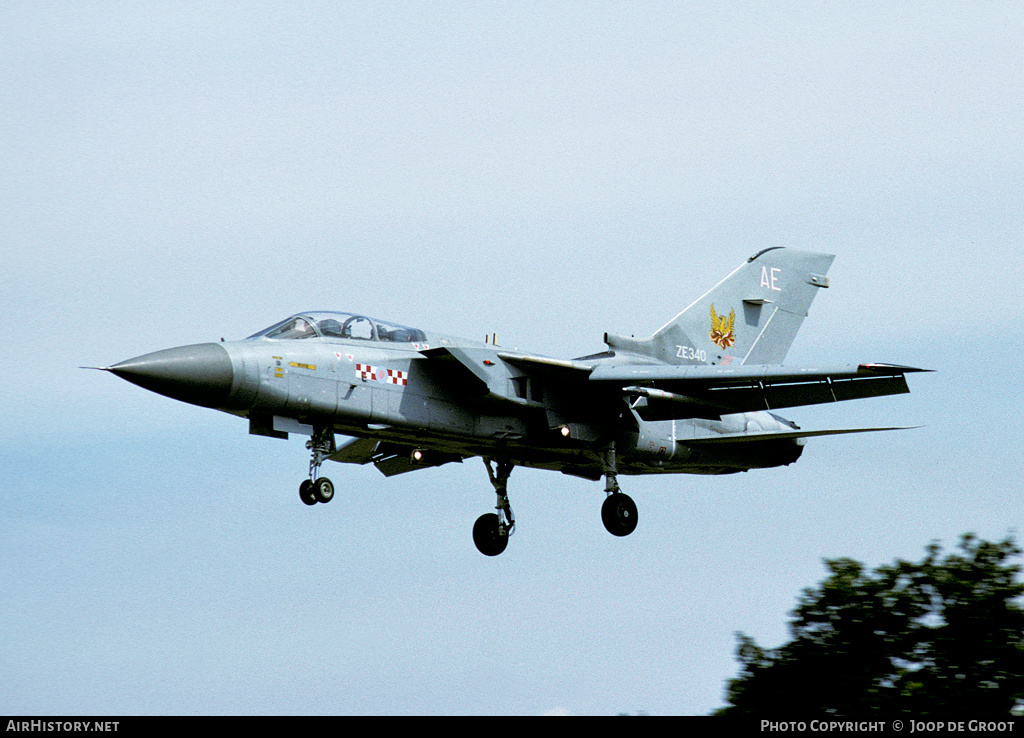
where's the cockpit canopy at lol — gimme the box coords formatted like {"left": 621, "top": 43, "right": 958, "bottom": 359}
{"left": 247, "top": 312, "right": 428, "bottom": 344}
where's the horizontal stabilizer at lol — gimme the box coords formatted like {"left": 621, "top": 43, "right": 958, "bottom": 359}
{"left": 683, "top": 426, "right": 920, "bottom": 445}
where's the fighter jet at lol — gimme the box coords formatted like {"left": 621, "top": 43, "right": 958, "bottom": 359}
{"left": 97, "top": 248, "right": 927, "bottom": 556}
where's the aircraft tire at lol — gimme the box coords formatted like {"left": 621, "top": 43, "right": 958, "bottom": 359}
{"left": 602, "top": 493, "right": 638, "bottom": 537}
{"left": 312, "top": 477, "right": 335, "bottom": 504}
{"left": 299, "top": 479, "right": 318, "bottom": 506}
{"left": 473, "top": 513, "right": 508, "bottom": 556}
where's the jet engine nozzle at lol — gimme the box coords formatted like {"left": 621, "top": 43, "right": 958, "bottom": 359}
{"left": 108, "top": 342, "right": 236, "bottom": 409}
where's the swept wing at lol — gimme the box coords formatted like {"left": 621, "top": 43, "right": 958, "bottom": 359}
{"left": 589, "top": 362, "right": 929, "bottom": 420}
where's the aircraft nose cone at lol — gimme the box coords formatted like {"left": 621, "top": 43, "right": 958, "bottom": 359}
{"left": 109, "top": 342, "right": 235, "bottom": 409}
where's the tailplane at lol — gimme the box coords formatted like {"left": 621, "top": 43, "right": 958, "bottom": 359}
{"left": 605, "top": 247, "right": 835, "bottom": 366}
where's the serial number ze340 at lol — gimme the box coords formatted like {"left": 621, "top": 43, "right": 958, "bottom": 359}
{"left": 676, "top": 345, "right": 707, "bottom": 362}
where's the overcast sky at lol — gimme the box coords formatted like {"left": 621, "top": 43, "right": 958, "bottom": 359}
{"left": 3, "top": 2, "right": 1023, "bottom": 715}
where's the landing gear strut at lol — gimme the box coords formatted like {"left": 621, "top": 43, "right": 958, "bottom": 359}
{"left": 300, "top": 426, "right": 336, "bottom": 505}
{"left": 601, "top": 444, "right": 637, "bottom": 537}
{"left": 473, "top": 458, "right": 515, "bottom": 556}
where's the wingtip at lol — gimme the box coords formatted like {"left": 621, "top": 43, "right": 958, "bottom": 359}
{"left": 858, "top": 363, "right": 934, "bottom": 374}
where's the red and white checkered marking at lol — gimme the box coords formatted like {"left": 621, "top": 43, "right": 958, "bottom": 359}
{"left": 356, "top": 364, "right": 408, "bottom": 386}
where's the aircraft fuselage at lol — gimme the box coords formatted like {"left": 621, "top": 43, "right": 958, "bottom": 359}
{"left": 109, "top": 327, "right": 804, "bottom": 481}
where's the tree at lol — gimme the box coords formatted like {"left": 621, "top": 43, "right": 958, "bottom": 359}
{"left": 716, "top": 535, "right": 1024, "bottom": 717}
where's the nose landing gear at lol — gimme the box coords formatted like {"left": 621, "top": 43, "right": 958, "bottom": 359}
{"left": 299, "top": 426, "right": 336, "bottom": 506}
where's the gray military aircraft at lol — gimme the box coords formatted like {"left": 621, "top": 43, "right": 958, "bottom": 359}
{"left": 97, "top": 248, "right": 926, "bottom": 555}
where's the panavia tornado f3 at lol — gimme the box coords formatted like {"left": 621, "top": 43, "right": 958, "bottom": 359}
{"left": 97, "top": 248, "right": 927, "bottom": 556}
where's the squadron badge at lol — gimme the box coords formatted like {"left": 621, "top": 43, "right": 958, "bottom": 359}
{"left": 709, "top": 304, "right": 736, "bottom": 349}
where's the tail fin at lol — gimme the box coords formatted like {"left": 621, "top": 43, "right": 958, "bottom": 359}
{"left": 604, "top": 247, "right": 835, "bottom": 366}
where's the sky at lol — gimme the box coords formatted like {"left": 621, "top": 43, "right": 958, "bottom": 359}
{"left": 2, "top": 1, "right": 1023, "bottom": 716}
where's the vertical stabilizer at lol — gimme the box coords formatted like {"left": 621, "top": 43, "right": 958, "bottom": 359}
{"left": 605, "top": 248, "right": 835, "bottom": 366}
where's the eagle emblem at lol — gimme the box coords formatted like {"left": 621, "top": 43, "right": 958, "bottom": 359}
{"left": 709, "top": 304, "right": 736, "bottom": 349}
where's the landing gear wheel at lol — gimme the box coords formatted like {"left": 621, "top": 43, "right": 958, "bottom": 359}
{"left": 602, "top": 493, "right": 638, "bottom": 537}
{"left": 299, "top": 479, "right": 317, "bottom": 506}
{"left": 473, "top": 513, "right": 509, "bottom": 557}
{"left": 312, "top": 477, "right": 334, "bottom": 504}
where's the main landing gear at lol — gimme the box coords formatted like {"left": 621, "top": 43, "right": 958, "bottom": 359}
{"left": 299, "top": 426, "right": 336, "bottom": 506}
{"left": 601, "top": 445, "right": 638, "bottom": 537}
{"left": 473, "top": 459, "right": 516, "bottom": 556}
{"left": 471, "top": 445, "right": 638, "bottom": 556}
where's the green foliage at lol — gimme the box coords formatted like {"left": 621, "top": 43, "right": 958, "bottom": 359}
{"left": 717, "top": 535, "right": 1024, "bottom": 717}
